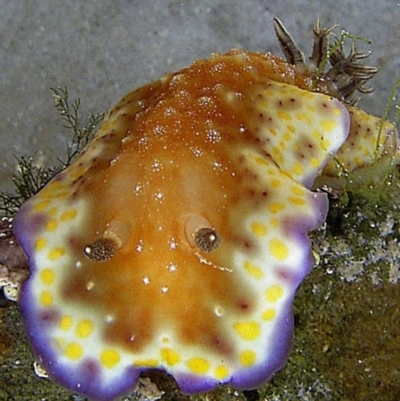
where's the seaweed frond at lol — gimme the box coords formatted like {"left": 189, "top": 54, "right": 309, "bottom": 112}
{"left": 0, "top": 87, "right": 104, "bottom": 217}
{"left": 51, "top": 87, "right": 104, "bottom": 169}
{"left": 0, "top": 155, "right": 58, "bottom": 216}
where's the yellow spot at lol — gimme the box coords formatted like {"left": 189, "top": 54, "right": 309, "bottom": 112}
{"left": 303, "top": 91, "right": 315, "bottom": 100}
{"left": 361, "top": 147, "right": 369, "bottom": 155}
{"left": 275, "top": 152, "right": 284, "bottom": 166}
{"left": 296, "top": 111, "right": 305, "bottom": 120}
{"left": 76, "top": 319, "right": 94, "bottom": 338}
{"left": 288, "top": 196, "right": 306, "bottom": 205}
{"left": 244, "top": 261, "right": 264, "bottom": 279}
{"left": 70, "top": 167, "right": 85, "bottom": 180}
{"left": 55, "top": 191, "right": 69, "bottom": 200}
{"left": 250, "top": 222, "right": 267, "bottom": 237}
{"left": 321, "top": 138, "right": 331, "bottom": 150}
{"left": 333, "top": 107, "right": 342, "bottom": 116}
{"left": 40, "top": 269, "right": 55, "bottom": 285}
{"left": 34, "top": 200, "right": 50, "bottom": 212}
{"left": 276, "top": 110, "right": 291, "bottom": 121}
{"left": 186, "top": 357, "right": 210, "bottom": 375}
{"left": 268, "top": 202, "right": 285, "bottom": 213}
{"left": 40, "top": 291, "right": 53, "bottom": 307}
{"left": 45, "top": 219, "right": 58, "bottom": 232}
{"left": 48, "top": 207, "right": 58, "bottom": 216}
{"left": 39, "top": 188, "right": 55, "bottom": 199}
{"left": 269, "top": 218, "right": 279, "bottom": 229}
{"left": 240, "top": 350, "right": 256, "bottom": 367}
{"left": 271, "top": 178, "right": 281, "bottom": 188}
{"left": 286, "top": 126, "right": 295, "bottom": 135}
{"left": 262, "top": 309, "right": 277, "bottom": 321}
{"left": 65, "top": 342, "right": 83, "bottom": 360}
{"left": 60, "top": 209, "right": 78, "bottom": 221}
{"left": 35, "top": 238, "right": 47, "bottom": 251}
{"left": 59, "top": 315, "right": 73, "bottom": 331}
{"left": 100, "top": 120, "right": 112, "bottom": 131}
{"left": 100, "top": 349, "right": 120, "bottom": 368}
{"left": 368, "top": 135, "right": 376, "bottom": 145}
{"left": 293, "top": 162, "right": 303, "bottom": 176}
{"left": 269, "top": 239, "right": 289, "bottom": 261}
{"left": 306, "top": 104, "right": 316, "bottom": 113}
{"left": 48, "top": 181, "right": 64, "bottom": 191}
{"left": 214, "top": 365, "right": 230, "bottom": 380}
{"left": 310, "top": 157, "right": 319, "bottom": 168}
{"left": 360, "top": 113, "right": 370, "bottom": 122}
{"left": 133, "top": 359, "right": 159, "bottom": 367}
{"left": 291, "top": 186, "right": 304, "bottom": 196}
{"left": 321, "top": 120, "right": 338, "bottom": 132}
{"left": 296, "top": 111, "right": 312, "bottom": 124}
{"left": 254, "top": 156, "right": 268, "bottom": 166}
{"left": 266, "top": 285, "right": 284, "bottom": 303}
{"left": 313, "top": 130, "right": 321, "bottom": 141}
{"left": 233, "top": 321, "right": 261, "bottom": 341}
{"left": 160, "top": 348, "right": 181, "bottom": 366}
{"left": 48, "top": 247, "right": 66, "bottom": 261}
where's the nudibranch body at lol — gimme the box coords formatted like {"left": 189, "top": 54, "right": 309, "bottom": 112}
{"left": 12, "top": 22, "right": 399, "bottom": 401}
{"left": 13, "top": 50, "right": 349, "bottom": 400}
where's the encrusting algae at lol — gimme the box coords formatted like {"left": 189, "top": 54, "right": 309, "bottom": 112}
{"left": 0, "top": 18, "right": 399, "bottom": 401}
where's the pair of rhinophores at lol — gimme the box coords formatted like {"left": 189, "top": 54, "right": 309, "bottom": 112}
{"left": 12, "top": 18, "right": 399, "bottom": 401}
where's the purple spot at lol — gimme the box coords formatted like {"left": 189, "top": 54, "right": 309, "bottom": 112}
{"left": 39, "top": 309, "right": 60, "bottom": 325}
{"left": 275, "top": 268, "right": 294, "bottom": 282}
{"left": 80, "top": 358, "right": 101, "bottom": 380}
